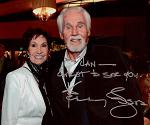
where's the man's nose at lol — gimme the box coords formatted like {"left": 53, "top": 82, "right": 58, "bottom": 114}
{"left": 72, "top": 27, "right": 78, "bottom": 36}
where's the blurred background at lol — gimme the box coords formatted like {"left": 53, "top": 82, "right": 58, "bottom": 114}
{"left": 0, "top": 0, "right": 149, "bottom": 73}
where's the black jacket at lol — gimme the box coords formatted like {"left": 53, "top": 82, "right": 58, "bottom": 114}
{"left": 47, "top": 44, "right": 144, "bottom": 125}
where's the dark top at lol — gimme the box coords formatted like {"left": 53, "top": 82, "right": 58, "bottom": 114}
{"left": 47, "top": 44, "right": 144, "bottom": 125}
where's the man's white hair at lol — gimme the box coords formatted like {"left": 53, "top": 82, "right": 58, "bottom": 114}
{"left": 57, "top": 7, "right": 91, "bottom": 34}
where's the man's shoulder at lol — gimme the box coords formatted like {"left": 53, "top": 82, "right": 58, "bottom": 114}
{"left": 90, "top": 44, "right": 121, "bottom": 52}
{"left": 86, "top": 45, "right": 127, "bottom": 67}
{"left": 87, "top": 44, "right": 122, "bottom": 58}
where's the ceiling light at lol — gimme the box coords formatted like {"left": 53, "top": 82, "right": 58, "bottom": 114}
{"left": 63, "top": 0, "right": 115, "bottom": 7}
{"left": 32, "top": 0, "right": 56, "bottom": 21}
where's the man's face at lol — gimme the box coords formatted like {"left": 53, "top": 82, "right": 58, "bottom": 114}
{"left": 60, "top": 10, "right": 90, "bottom": 53}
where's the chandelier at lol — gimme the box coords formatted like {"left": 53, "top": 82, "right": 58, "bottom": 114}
{"left": 32, "top": 0, "right": 56, "bottom": 21}
{"left": 63, "top": 0, "right": 116, "bottom": 7}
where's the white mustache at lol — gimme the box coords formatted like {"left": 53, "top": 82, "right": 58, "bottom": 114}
{"left": 69, "top": 35, "right": 82, "bottom": 41}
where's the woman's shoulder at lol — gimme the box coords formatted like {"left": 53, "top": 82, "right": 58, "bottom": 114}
{"left": 4, "top": 63, "right": 32, "bottom": 90}
{"left": 7, "top": 62, "right": 31, "bottom": 78}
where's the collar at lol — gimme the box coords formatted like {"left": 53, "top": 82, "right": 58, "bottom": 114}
{"left": 64, "top": 47, "right": 87, "bottom": 63}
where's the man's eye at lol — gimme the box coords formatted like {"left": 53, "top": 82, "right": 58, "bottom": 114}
{"left": 78, "top": 24, "right": 83, "bottom": 28}
{"left": 66, "top": 26, "right": 71, "bottom": 29}
{"left": 65, "top": 24, "right": 72, "bottom": 30}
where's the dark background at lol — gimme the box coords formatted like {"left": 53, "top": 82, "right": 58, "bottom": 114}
{"left": 0, "top": 0, "right": 149, "bottom": 72}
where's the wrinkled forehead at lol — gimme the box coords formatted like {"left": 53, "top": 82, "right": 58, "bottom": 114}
{"left": 63, "top": 10, "right": 85, "bottom": 25}
{"left": 64, "top": 8, "right": 82, "bottom": 17}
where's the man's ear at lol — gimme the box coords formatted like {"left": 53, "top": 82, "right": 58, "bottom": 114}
{"left": 88, "top": 31, "right": 91, "bottom": 36}
{"left": 59, "top": 33, "right": 64, "bottom": 40}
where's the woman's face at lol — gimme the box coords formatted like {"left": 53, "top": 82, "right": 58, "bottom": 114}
{"left": 28, "top": 35, "right": 49, "bottom": 65}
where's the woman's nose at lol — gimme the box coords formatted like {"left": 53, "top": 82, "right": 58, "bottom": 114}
{"left": 36, "top": 47, "right": 42, "bottom": 54}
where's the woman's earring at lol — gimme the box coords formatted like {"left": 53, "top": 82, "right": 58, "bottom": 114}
{"left": 48, "top": 51, "right": 51, "bottom": 57}
{"left": 27, "top": 52, "right": 30, "bottom": 58}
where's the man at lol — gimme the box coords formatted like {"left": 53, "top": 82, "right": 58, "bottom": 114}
{"left": 47, "top": 7, "right": 144, "bottom": 125}
{"left": 0, "top": 44, "right": 14, "bottom": 120}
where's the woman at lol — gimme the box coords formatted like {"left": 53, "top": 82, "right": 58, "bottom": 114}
{"left": 1, "top": 28, "right": 52, "bottom": 125}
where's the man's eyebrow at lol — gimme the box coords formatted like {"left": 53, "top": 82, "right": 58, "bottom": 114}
{"left": 78, "top": 21, "right": 85, "bottom": 24}
{"left": 64, "top": 23, "right": 72, "bottom": 27}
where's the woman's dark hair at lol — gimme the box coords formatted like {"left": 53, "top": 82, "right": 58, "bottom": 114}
{"left": 22, "top": 28, "right": 51, "bottom": 50}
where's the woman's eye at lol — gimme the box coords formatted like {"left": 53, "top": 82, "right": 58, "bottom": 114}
{"left": 42, "top": 44, "right": 48, "bottom": 47}
{"left": 31, "top": 44, "right": 36, "bottom": 47}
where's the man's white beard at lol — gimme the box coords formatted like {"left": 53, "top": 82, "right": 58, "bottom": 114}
{"left": 66, "top": 35, "right": 88, "bottom": 53}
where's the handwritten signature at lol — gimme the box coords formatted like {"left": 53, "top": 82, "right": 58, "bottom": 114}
{"left": 62, "top": 83, "right": 146, "bottom": 119}
{"left": 59, "top": 59, "right": 143, "bottom": 118}
{"left": 57, "top": 68, "right": 138, "bottom": 82}
{"left": 106, "top": 87, "right": 145, "bottom": 118}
